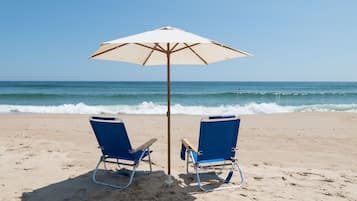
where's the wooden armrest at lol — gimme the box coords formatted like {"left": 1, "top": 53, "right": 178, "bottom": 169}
{"left": 182, "top": 138, "right": 198, "bottom": 153}
{"left": 130, "top": 138, "right": 157, "bottom": 153}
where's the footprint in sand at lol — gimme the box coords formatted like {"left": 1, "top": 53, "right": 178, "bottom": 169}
{"left": 297, "top": 172, "right": 324, "bottom": 177}
{"left": 289, "top": 182, "right": 297, "bottom": 186}
{"left": 323, "top": 192, "right": 333, "bottom": 196}
{"left": 26, "top": 153, "right": 36, "bottom": 157}
{"left": 5, "top": 148, "right": 15, "bottom": 152}
{"left": 336, "top": 192, "right": 346, "bottom": 198}
{"left": 21, "top": 153, "right": 36, "bottom": 161}
{"left": 321, "top": 178, "right": 334, "bottom": 183}
{"left": 240, "top": 193, "right": 248, "bottom": 197}
{"left": 253, "top": 176, "right": 263, "bottom": 180}
{"left": 62, "top": 164, "right": 75, "bottom": 170}
{"left": 343, "top": 179, "right": 352, "bottom": 183}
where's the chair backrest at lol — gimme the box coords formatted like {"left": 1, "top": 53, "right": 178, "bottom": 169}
{"left": 197, "top": 116, "right": 240, "bottom": 161}
{"left": 89, "top": 116, "right": 133, "bottom": 158}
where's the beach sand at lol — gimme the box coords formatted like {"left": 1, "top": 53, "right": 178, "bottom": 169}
{"left": 0, "top": 112, "right": 356, "bottom": 201}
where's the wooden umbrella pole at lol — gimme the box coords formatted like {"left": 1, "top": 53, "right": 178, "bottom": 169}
{"left": 166, "top": 44, "right": 171, "bottom": 175}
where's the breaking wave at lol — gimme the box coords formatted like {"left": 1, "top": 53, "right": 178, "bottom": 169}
{"left": 1, "top": 102, "right": 357, "bottom": 115}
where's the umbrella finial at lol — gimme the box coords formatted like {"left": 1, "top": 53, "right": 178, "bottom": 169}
{"left": 160, "top": 26, "right": 174, "bottom": 30}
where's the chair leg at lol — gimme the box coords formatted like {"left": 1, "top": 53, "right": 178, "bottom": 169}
{"left": 194, "top": 164, "right": 208, "bottom": 192}
{"left": 92, "top": 156, "right": 103, "bottom": 184}
{"left": 103, "top": 158, "right": 108, "bottom": 170}
{"left": 218, "top": 160, "right": 226, "bottom": 175}
{"left": 193, "top": 160, "right": 245, "bottom": 192}
{"left": 92, "top": 156, "right": 137, "bottom": 189}
{"left": 186, "top": 150, "right": 190, "bottom": 174}
{"left": 235, "top": 160, "right": 245, "bottom": 185}
{"left": 116, "top": 159, "right": 121, "bottom": 169}
{"left": 147, "top": 148, "right": 152, "bottom": 173}
{"left": 186, "top": 150, "right": 196, "bottom": 174}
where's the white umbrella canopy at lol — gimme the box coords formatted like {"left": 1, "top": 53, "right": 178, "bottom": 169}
{"left": 91, "top": 26, "right": 250, "bottom": 65}
{"left": 90, "top": 26, "right": 251, "bottom": 177}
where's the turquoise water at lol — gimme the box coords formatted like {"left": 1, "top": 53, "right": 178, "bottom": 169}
{"left": 1, "top": 81, "right": 357, "bottom": 114}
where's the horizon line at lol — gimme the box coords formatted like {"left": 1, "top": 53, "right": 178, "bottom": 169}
{"left": 1, "top": 80, "right": 357, "bottom": 83}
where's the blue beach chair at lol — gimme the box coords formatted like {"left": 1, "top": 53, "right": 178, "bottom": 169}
{"left": 89, "top": 116, "right": 157, "bottom": 189}
{"left": 181, "top": 116, "right": 245, "bottom": 192}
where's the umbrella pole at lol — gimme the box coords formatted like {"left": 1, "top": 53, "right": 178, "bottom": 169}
{"left": 166, "top": 49, "right": 171, "bottom": 176}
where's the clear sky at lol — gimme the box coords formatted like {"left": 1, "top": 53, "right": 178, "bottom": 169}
{"left": 1, "top": 0, "right": 356, "bottom": 81}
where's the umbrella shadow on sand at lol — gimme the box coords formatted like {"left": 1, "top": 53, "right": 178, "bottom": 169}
{"left": 21, "top": 170, "right": 196, "bottom": 201}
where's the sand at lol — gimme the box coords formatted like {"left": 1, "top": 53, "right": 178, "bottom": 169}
{"left": 0, "top": 112, "right": 356, "bottom": 201}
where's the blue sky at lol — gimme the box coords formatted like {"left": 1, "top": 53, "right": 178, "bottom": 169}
{"left": 1, "top": 0, "right": 356, "bottom": 81}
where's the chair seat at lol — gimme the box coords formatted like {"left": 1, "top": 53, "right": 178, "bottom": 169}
{"left": 191, "top": 152, "right": 226, "bottom": 164}
{"left": 106, "top": 150, "right": 151, "bottom": 162}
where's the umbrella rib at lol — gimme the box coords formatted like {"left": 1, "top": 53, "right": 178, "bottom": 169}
{"left": 172, "top": 43, "right": 200, "bottom": 53}
{"left": 90, "top": 43, "right": 129, "bottom": 58}
{"left": 142, "top": 44, "right": 158, "bottom": 66}
{"left": 154, "top": 43, "right": 166, "bottom": 52}
{"left": 134, "top": 43, "right": 166, "bottom": 53}
{"left": 184, "top": 43, "right": 208, "bottom": 65}
{"left": 169, "top": 43, "right": 179, "bottom": 52}
{"left": 212, "top": 41, "right": 251, "bottom": 56}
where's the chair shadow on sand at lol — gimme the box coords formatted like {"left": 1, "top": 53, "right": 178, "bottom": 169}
{"left": 21, "top": 170, "right": 196, "bottom": 201}
{"left": 178, "top": 172, "right": 240, "bottom": 193}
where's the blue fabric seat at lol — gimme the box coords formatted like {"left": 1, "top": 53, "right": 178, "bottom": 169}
{"left": 181, "top": 116, "right": 245, "bottom": 192}
{"left": 90, "top": 116, "right": 157, "bottom": 189}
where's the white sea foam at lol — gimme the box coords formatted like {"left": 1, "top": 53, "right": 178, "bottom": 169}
{"left": 1, "top": 102, "right": 357, "bottom": 115}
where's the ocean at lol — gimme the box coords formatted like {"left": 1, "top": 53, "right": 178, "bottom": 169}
{"left": 0, "top": 81, "right": 357, "bottom": 115}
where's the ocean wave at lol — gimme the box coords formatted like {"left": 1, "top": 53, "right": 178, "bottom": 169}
{"left": 1, "top": 102, "right": 357, "bottom": 115}
{"left": 1, "top": 91, "right": 357, "bottom": 100}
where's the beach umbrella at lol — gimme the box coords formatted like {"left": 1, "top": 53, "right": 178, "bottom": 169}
{"left": 90, "top": 26, "right": 251, "bottom": 178}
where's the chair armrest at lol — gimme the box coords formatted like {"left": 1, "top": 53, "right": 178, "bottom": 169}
{"left": 182, "top": 138, "right": 198, "bottom": 153}
{"left": 130, "top": 138, "right": 157, "bottom": 153}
